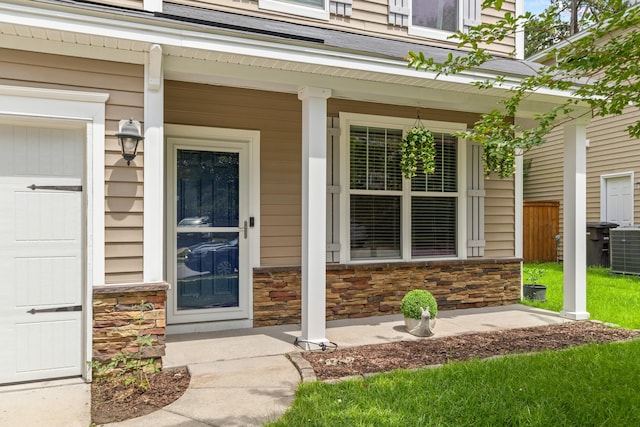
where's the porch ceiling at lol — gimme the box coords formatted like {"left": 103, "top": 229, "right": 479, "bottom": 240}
{"left": 0, "top": 0, "right": 584, "bottom": 118}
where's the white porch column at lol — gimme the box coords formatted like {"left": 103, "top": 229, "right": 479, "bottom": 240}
{"left": 514, "top": 147, "right": 524, "bottom": 260}
{"left": 143, "top": 44, "right": 164, "bottom": 282}
{"left": 298, "top": 86, "right": 331, "bottom": 348}
{"left": 561, "top": 120, "right": 590, "bottom": 320}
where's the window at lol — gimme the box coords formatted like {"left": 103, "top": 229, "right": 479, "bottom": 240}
{"left": 412, "top": 0, "right": 459, "bottom": 33}
{"left": 400, "top": 0, "right": 481, "bottom": 41}
{"left": 343, "top": 115, "right": 466, "bottom": 262}
{"left": 259, "top": 0, "right": 329, "bottom": 20}
{"left": 349, "top": 126, "right": 403, "bottom": 259}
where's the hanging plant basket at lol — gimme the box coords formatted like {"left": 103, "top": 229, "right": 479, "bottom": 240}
{"left": 400, "top": 126, "right": 436, "bottom": 179}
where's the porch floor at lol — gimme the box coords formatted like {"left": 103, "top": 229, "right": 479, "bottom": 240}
{"left": 163, "top": 304, "right": 569, "bottom": 368}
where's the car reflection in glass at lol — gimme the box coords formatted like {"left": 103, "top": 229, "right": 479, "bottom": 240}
{"left": 177, "top": 216, "right": 212, "bottom": 248}
{"left": 184, "top": 238, "right": 239, "bottom": 276}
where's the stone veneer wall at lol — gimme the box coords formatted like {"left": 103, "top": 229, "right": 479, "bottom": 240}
{"left": 92, "top": 282, "right": 169, "bottom": 365}
{"left": 253, "top": 259, "right": 521, "bottom": 327}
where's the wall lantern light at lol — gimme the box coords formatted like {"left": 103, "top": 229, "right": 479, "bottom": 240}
{"left": 636, "top": 181, "right": 640, "bottom": 191}
{"left": 116, "top": 118, "right": 144, "bottom": 166}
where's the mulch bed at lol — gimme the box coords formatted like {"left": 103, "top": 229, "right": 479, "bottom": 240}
{"left": 302, "top": 321, "right": 640, "bottom": 381}
{"left": 91, "top": 367, "right": 190, "bottom": 425}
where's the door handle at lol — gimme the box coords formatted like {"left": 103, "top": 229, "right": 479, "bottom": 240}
{"left": 27, "top": 305, "right": 82, "bottom": 314}
{"left": 241, "top": 220, "right": 248, "bottom": 239}
{"left": 27, "top": 184, "right": 82, "bottom": 192}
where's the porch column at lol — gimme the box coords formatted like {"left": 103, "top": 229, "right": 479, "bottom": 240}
{"left": 298, "top": 86, "right": 331, "bottom": 348}
{"left": 561, "top": 120, "right": 589, "bottom": 320}
{"left": 143, "top": 44, "right": 164, "bottom": 282}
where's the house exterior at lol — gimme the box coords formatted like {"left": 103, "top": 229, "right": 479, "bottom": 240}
{"left": 524, "top": 39, "right": 640, "bottom": 263}
{"left": 0, "top": 0, "right": 588, "bottom": 385}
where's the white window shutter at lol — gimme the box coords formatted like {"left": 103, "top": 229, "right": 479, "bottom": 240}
{"left": 330, "top": 0, "right": 352, "bottom": 16}
{"left": 463, "top": 0, "right": 482, "bottom": 31}
{"left": 467, "top": 142, "right": 485, "bottom": 256}
{"left": 388, "top": 0, "right": 409, "bottom": 26}
{"left": 326, "top": 117, "right": 341, "bottom": 262}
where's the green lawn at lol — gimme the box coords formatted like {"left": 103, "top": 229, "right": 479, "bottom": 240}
{"left": 522, "top": 262, "right": 640, "bottom": 329}
{"left": 269, "top": 340, "right": 640, "bottom": 426}
{"left": 269, "top": 263, "right": 640, "bottom": 426}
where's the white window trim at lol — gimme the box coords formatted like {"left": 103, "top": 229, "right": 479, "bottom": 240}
{"left": 600, "top": 171, "right": 635, "bottom": 226}
{"left": 408, "top": 0, "right": 463, "bottom": 42}
{"left": 259, "top": 0, "right": 330, "bottom": 21}
{"left": 338, "top": 112, "right": 467, "bottom": 264}
{"left": 0, "top": 84, "right": 108, "bottom": 383}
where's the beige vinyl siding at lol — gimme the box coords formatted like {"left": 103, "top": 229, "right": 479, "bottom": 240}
{"left": 523, "top": 128, "right": 563, "bottom": 202}
{"left": 166, "top": 81, "right": 515, "bottom": 265}
{"left": 157, "top": 0, "right": 515, "bottom": 56}
{"left": 0, "top": 48, "right": 144, "bottom": 283}
{"left": 484, "top": 174, "right": 515, "bottom": 257}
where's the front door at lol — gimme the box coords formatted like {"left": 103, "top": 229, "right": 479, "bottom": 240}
{"left": 0, "top": 122, "right": 84, "bottom": 384}
{"left": 168, "top": 138, "right": 250, "bottom": 324}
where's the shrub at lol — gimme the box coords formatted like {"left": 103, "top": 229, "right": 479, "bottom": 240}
{"left": 401, "top": 289, "right": 438, "bottom": 320}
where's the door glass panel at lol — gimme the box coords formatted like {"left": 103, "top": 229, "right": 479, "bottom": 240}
{"left": 175, "top": 148, "right": 240, "bottom": 311}
{"left": 176, "top": 150, "right": 239, "bottom": 227}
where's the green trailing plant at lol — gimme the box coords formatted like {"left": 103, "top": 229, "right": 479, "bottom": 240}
{"left": 90, "top": 300, "right": 160, "bottom": 390}
{"left": 400, "top": 126, "right": 436, "bottom": 179}
{"left": 400, "top": 289, "right": 438, "bottom": 320}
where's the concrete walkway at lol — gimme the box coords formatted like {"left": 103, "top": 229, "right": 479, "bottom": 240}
{"left": 0, "top": 305, "right": 569, "bottom": 427}
{"left": 0, "top": 377, "right": 91, "bottom": 427}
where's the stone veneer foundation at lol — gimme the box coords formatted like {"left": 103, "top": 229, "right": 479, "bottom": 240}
{"left": 253, "top": 259, "right": 521, "bottom": 327}
{"left": 92, "top": 282, "right": 169, "bottom": 365}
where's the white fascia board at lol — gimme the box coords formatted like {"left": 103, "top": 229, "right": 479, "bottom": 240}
{"left": 2, "top": 1, "right": 576, "bottom": 104}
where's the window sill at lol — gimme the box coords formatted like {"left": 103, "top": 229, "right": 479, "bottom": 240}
{"left": 408, "top": 25, "right": 460, "bottom": 43}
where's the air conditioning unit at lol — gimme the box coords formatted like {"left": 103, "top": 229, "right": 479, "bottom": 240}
{"left": 609, "top": 228, "right": 640, "bottom": 275}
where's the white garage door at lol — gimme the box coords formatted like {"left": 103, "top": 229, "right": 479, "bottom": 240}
{"left": 0, "top": 122, "right": 84, "bottom": 384}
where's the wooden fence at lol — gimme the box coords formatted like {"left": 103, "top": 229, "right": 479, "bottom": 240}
{"left": 523, "top": 201, "right": 560, "bottom": 262}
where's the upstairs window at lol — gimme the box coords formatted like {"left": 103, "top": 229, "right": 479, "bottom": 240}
{"left": 259, "top": 0, "right": 329, "bottom": 20}
{"left": 388, "top": 0, "right": 481, "bottom": 41}
{"left": 412, "top": 0, "right": 459, "bottom": 33}
{"left": 289, "top": 0, "right": 324, "bottom": 7}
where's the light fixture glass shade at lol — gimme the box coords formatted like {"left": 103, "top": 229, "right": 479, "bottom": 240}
{"left": 116, "top": 118, "right": 144, "bottom": 165}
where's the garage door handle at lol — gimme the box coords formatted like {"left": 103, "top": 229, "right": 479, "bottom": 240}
{"left": 27, "top": 305, "right": 82, "bottom": 314}
{"left": 27, "top": 184, "right": 82, "bottom": 192}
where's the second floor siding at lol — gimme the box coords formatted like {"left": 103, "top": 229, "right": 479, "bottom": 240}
{"left": 94, "top": 0, "right": 516, "bottom": 56}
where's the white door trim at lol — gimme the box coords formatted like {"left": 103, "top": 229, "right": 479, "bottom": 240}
{"left": 165, "top": 124, "right": 260, "bottom": 333}
{"left": 600, "top": 171, "right": 634, "bottom": 226}
{"left": 0, "top": 85, "right": 108, "bottom": 382}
